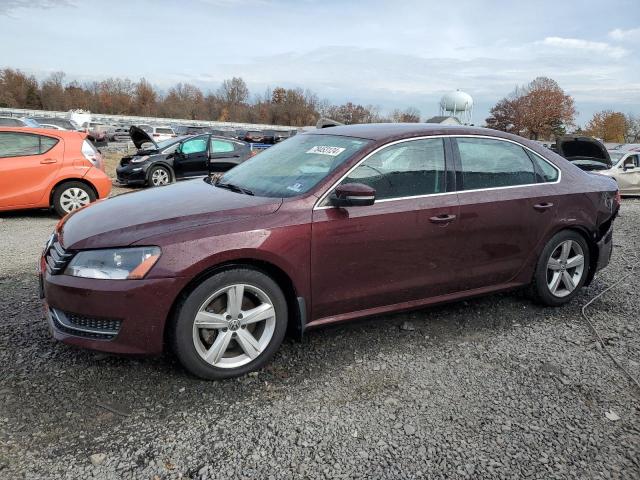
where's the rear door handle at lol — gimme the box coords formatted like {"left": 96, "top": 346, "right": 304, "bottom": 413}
{"left": 533, "top": 202, "right": 554, "bottom": 211}
{"left": 40, "top": 158, "right": 57, "bottom": 164}
{"left": 429, "top": 214, "right": 457, "bottom": 224}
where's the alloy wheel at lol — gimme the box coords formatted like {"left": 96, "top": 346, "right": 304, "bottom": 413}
{"left": 192, "top": 284, "right": 276, "bottom": 369}
{"left": 151, "top": 169, "right": 170, "bottom": 186}
{"left": 546, "top": 240, "right": 585, "bottom": 298}
{"left": 59, "top": 187, "right": 91, "bottom": 213}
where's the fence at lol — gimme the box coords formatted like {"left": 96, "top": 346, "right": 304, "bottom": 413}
{"left": 0, "top": 107, "right": 299, "bottom": 132}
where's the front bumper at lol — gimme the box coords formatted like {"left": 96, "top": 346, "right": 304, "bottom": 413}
{"left": 42, "top": 270, "right": 186, "bottom": 355}
{"left": 116, "top": 164, "right": 147, "bottom": 185}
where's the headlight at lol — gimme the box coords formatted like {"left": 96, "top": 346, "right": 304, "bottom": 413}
{"left": 131, "top": 155, "right": 150, "bottom": 163}
{"left": 65, "top": 247, "right": 161, "bottom": 280}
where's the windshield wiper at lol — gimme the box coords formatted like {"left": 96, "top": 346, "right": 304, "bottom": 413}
{"left": 215, "top": 182, "right": 254, "bottom": 196}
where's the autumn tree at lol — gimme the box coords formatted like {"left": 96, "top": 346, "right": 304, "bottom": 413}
{"left": 486, "top": 77, "right": 575, "bottom": 140}
{"left": 40, "top": 72, "right": 66, "bottom": 110}
{"left": 624, "top": 113, "right": 640, "bottom": 143}
{"left": 0, "top": 68, "right": 41, "bottom": 108}
{"left": 160, "top": 83, "right": 206, "bottom": 120}
{"left": 390, "top": 107, "right": 421, "bottom": 123}
{"left": 217, "top": 77, "right": 249, "bottom": 120}
{"left": 585, "top": 110, "right": 627, "bottom": 142}
{"left": 133, "top": 78, "right": 158, "bottom": 116}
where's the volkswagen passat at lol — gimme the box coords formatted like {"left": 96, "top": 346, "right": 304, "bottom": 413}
{"left": 41, "top": 124, "right": 619, "bottom": 379}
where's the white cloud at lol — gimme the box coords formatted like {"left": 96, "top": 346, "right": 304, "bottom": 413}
{"left": 0, "top": 0, "right": 74, "bottom": 16}
{"left": 540, "top": 36, "right": 628, "bottom": 59}
{"left": 609, "top": 27, "right": 640, "bottom": 42}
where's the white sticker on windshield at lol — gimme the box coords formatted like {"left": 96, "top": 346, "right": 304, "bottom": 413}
{"left": 306, "top": 146, "right": 346, "bottom": 156}
{"left": 287, "top": 183, "right": 304, "bottom": 192}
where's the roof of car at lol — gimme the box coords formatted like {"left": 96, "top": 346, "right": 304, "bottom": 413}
{"left": 307, "top": 123, "right": 510, "bottom": 141}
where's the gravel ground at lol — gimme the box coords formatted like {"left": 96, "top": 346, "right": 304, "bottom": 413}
{"left": 1, "top": 196, "right": 639, "bottom": 479}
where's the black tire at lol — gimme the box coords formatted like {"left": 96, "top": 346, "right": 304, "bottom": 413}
{"left": 170, "top": 268, "right": 288, "bottom": 380}
{"left": 529, "top": 230, "right": 590, "bottom": 306}
{"left": 52, "top": 181, "right": 96, "bottom": 217}
{"left": 147, "top": 165, "right": 172, "bottom": 187}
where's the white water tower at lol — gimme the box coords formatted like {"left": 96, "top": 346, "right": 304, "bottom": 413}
{"left": 439, "top": 90, "right": 473, "bottom": 124}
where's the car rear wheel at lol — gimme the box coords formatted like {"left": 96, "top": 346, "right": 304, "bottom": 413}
{"left": 52, "top": 181, "right": 96, "bottom": 217}
{"left": 530, "top": 230, "right": 590, "bottom": 306}
{"left": 148, "top": 165, "right": 171, "bottom": 187}
{"left": 171, "top": 268, "right": 288, "bottom": 380}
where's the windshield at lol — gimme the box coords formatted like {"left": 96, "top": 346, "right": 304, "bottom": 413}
{"left": 609, "top": 152, "right": 625, "bottom": 162}
{"left": 218, "top": 134, "right": 371, "bottom": 198}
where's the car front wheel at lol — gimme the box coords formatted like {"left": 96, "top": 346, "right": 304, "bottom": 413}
{"left": 530, "top": 230, "right": 590, "bottom": 306}
{"left": 171, "top": 268, "right": 288, "bottom": 380}
{"left": 148, "top": 165, "right": 171, "bottom": 187}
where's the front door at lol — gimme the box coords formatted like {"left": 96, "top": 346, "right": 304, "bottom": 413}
{"left": 311, "top": 137, "right": 460, "bottom": 321}
{"left": 0, "top": 132, "right": 63, "bottom": 207}
{"left": 173, "top": 135, "right": 209, "bottom": 178}
{"left": 616, "top": 154, "right": 640, "bottom": 194}
{"left": 451, "top": 136, "right": 560, "bottom": 290}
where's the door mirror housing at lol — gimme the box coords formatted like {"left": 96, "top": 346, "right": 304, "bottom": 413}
{"left": 330, "top": 183, "right": 376, "bottom": 207}
{"left": 622, "top": 157, "right": 635, "bottom": 171}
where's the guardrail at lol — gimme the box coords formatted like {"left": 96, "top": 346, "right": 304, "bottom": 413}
{"left": 0, "top": 107, "right": 299, "bottom": 132}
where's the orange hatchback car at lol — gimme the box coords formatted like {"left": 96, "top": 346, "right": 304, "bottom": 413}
{"left": 0, "top": 127, "right": 112, "bottom": 216}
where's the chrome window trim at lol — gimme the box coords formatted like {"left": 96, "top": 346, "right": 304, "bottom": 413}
{"left": 313, "top": 134, "right": 561, "bottom": 210}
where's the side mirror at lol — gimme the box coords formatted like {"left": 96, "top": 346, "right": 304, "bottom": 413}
{"left": 331, "top": 183, "right": 376, "bottom": 207}
{"left": 622, "top": 158, "right": 635, "bottom": 171}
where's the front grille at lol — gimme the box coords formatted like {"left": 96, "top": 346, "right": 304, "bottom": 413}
{"left": 50, "top": 308, "right": 122, "bottom": 340}
{"left": 44, "top": 237, "right": 74, "bottom": 275}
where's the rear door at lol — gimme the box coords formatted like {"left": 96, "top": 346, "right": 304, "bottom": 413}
{"left": 209, "top": 138, "right": 243, "bottom": 172}
{"left": 451, "top": 136, "right": 560, "bottom": 290}
{"left": 173, "top": 135, "right": 209, "bottom": 178}
{"left": 311, "top": 137, "right": 460, "bottom": 320}
{"left": 0, "top": 132, "right": 63, "bottom": 208}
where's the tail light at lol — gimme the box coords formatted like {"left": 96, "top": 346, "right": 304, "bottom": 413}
{"left": 81, "top": 139, "right": 102, "bottom": 169}
{"left": 614, "top": 190, "right": 621, "bottom": 207}
{"left": 249, "top": 150, "right": 258, "bottom": 158}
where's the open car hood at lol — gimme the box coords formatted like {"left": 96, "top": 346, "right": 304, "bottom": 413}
{"left": 555, "top": 136, "right": 612, "bottom": 171}
{"left": 129, "top": 125, "right": 158, "bottom": 150}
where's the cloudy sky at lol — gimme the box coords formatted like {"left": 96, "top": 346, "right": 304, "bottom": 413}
{"left": 1, "top": 0, "right": 639, "bottom": 125}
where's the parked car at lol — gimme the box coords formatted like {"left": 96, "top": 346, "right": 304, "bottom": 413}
{"left": 40, "top": 124, "right": 619, "bottom": 379}
{"left": 554, "top": 135, "right": 612, "bottom": 172}
{"left": 243, "top": 130, "right": 265, "bottom": 143}
{"left": 150, "top": 126, "right": 176, "bottom": 142}
{"left": 30, "top": 117, "right": 79, "bottom": 131}
{"left": 601, "top": 150, "right": 640, "bottom": 195}
{"left": 0, "top": 117, "right": 41, "bottom": 128}
{"left": 84, "top": 122, "right": 109, "bottom": 147}
{"left": 116, "top": 126, "right": 253, "bottom": 187}
{"left": 0, "top": 127, "right": 111, "bottom": 216}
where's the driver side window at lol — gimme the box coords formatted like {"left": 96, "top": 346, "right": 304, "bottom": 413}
{"left": 340, "top": 138, "right": 445, "bottom": 200}
{"left": 181, "top": 137, "right": 208, "bottom": 155}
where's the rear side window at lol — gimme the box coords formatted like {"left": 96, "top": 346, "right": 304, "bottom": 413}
{"left": 456, "top": 138, "right": 536, "bottom": 190}
{"left": 526, "top": 150, "right": 559, "bottom": 182}
{"left": 342, "top": 138, "right": 446, "bottom": 200}
{"left": 211, "top": 139, "right": 235, "bottom": 153}
{"left": 0, "top": 133, "right": 59, "bottom": 158}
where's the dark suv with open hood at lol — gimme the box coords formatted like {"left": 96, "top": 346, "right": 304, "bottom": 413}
{"left": 116, "top": 126, "right": 254, "bottom": 187}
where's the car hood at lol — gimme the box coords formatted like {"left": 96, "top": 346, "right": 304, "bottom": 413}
{"left": 129, "top": 125, "right": 158, "bottom": 149}
{"left": 555, "top": 136, "right": 612, "bottom": 170}
{"left": 58, "top": 179, "right": 283, "bottom": 249}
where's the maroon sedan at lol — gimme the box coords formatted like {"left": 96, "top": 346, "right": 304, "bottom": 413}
{"left": 41, "top": 124, "right": 619, "bottom": 379}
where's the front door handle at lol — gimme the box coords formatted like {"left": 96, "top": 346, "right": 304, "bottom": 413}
{"left": 533, "top": 202, "right": 554, "bottom": 212}
{"left": 429, "top": 214, "right": 456, "bottom": 224}
{"left": 40, "top": 158, "right": 57, "bottom": 164}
